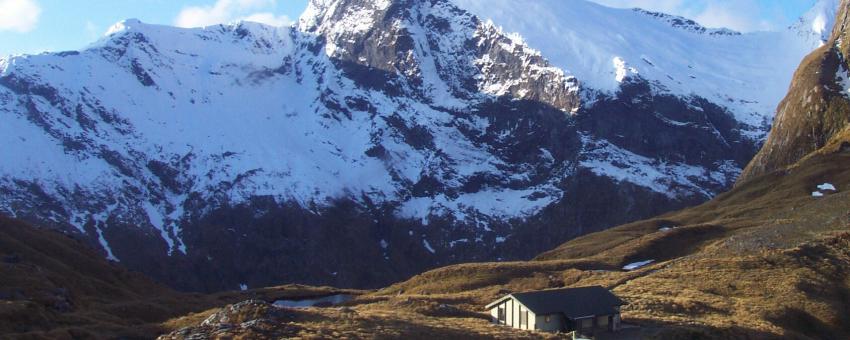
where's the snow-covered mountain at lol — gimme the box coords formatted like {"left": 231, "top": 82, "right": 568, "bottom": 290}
{"left": 0, "top": 0, "right": 835, "bottom": 291}
{"left": 457, "top": 0, "right": 817, "bottom": 133}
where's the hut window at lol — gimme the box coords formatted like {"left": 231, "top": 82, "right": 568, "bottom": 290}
{"left": 598, "top": 315, "right": 609, "bottom": 327}
{"left": 520, "top": 310, "right": 528, "bottom": 327}
{"left": 498, "top": 307, "right": 506, "bottom": 323}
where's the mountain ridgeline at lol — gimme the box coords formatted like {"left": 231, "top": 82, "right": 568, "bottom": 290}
{"left": 0, "top": 0, "right": 834, "bottom": 292}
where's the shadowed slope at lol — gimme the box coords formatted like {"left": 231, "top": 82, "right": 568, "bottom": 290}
{"left": 0, "top": 216, "right": 361, "bottom": 338}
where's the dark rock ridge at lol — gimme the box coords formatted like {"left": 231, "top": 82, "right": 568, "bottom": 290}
{"left": 0, "top": 0, "right": 804, "bottom": 291}
{"left": 634, "top": 9, "right": 740, "bottom": 36}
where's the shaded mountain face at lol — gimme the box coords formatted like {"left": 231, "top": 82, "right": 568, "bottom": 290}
{"left": 0, "top": 216, "right": 187, "bottom": 338}
{"left": 0, "top": 0, "right": 831, "bottom": 291}
{"left": 0, "top": 214, "right": 364, "bottom": 338}
{"left": 740, "top": 0, "right": 850, "bottom": 182}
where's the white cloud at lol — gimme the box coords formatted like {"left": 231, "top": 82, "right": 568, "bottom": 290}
{"left": 175, "top": 0, "right": 292, "bottom": 28}
{"left": 0, "top": 0, "right": 42, "bottom": 33}
{"left": 591, "top": 0, "right": 687, "bottom": 15}
{"left": 589, "top": 0, "right": 790, "bottom": 32}
{"left": 85, "top": 20, "right": 98, "bottom": 40}
{"left": 238, "top": 12, "right": 292, "bottom": 27}
{"left": 692, "top": 2, "right": 775, "bottom": 32}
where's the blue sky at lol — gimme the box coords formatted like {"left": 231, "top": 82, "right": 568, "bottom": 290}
{"left": 0, "top": 0, "right": 821, "bottom": 57}
{"left": 0, "top": 0, "right": 310, "bottom": 56}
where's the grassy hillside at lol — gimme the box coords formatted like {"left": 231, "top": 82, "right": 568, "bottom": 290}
{"left": 0, "top": 216, "right": 359, "bottom": 339}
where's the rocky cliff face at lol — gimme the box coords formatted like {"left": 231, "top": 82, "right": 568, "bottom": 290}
{"left": 0, "top": 0, "right": 832, "bottom": 291}
{"left": 740, "top": 0, "right": 850, "bottom": 182}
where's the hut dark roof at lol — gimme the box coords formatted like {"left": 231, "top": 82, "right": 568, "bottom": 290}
{"left": 486, "top": 286, "right": 625, "bottom": 319}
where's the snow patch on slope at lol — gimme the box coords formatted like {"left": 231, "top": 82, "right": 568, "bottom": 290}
{"left": 96, "top": 227, "right": 119, "bottom": 262}
{"left": 623, "top": 259, "right": 654, "bottom": 270}
{"left": 422, "top": 239, "right": 436, "bottom": 253}
{"left": 817, "top": 183, "right": 837, "bottom": 191}
{"left": 399, "top": 184, "right": 564, "bottom": 223}
{"left": 612, "top": 57, "right": 637, "bottom": 83}
{"left": 836, "top": 64, "right": 850, "bottom": 97}
{"left": 579, "top": 135, "right": 738, "bottom": 198}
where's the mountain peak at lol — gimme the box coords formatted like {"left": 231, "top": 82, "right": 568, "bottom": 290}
{"left": 299, "top": 0, "right": 395, "bottom": 33}
{"left": 105, "top": 18, "right": 146, "bottom": 36}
